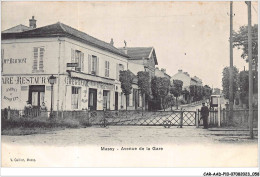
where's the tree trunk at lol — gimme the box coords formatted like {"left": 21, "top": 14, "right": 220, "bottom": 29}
{"left": 142, "top": 92, "right": 144, "bottom": 113}
{"left": 126, "top": 94, "right": 128, "bottom": 111}
{"left": 176, "top": 97, "right": 178, "bottom": 110}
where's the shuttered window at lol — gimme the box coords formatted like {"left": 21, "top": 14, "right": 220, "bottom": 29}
{"left": 90, "top": 55, "right": 99, "bottom": 75}
{"left": 71, "top": 49, "right": 84, "bottom": 72}
{"left": 105, "top": 61, "right": 110, "bottom": 77}
{"left": 71, "top": 87, "right": 80, "bottom": 109}
{"left": 33, "top": 47, "right": 44, "bottom": 72}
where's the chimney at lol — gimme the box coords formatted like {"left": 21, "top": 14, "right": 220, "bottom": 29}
{"left": 178, "top": 69, "right": 183, "bottom": 73}
{"left": 110, "top": 38, "right": 114, "bottom": 46}
{"left": 29, "top": 16, "right": 37, "bottom": 28}
{"left": 123, "top": 40, "right": 127, "bottom": 54}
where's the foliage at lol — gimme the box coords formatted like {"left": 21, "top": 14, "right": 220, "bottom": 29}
{"left": 238, "top": 71, "right": 249, "bottom": 104}
{"left": 203, "top": 85, "right": 212, "bottom": 99}
{"left": 222, "top": 66, "right": 239, "bottom": 100}
{"left": 119, "top": 70, "right": 133, "bottom": 110}
{"left": 170, "top": 80, "right": 183, "bottom": 109}
{"left": 233, "top": 24, "right": 258, "bottom": 64}
{"left": 119, "top": 70, "right": 133, "bottom": 96}
{"left": 182, "top": 89, "right": 190, "bottom": 102}
{"left": 137, "top": 71, "right": 150, "bottom": 96}
{"left": 151, "top": 76, "right": 170, "bottom": 110}
{"left": 170, "top": 80, "right": 183, "bottom": 98}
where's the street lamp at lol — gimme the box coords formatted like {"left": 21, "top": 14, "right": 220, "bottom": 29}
{"left": 49, "top": 75, "right": 56, "bottom": 119}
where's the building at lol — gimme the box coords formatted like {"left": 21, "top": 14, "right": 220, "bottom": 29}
{"left": 155, "top": 67, "right": 171, "bottom": 80}
{"left": 171, "top": 69, "right": 203, "bottom": 90}
{"left": 119, "top": 47, "right": 158, "bottom": 78}
{"left": 171, "top": 69, "right": 192, "bottom": 90}
{"left": 1, "top": 17, "right": 137, "bottom": 111}
{"left": 119, "top": 46, "right": 158, "bottom": 110}
{"left": 192, "top": 76, "right": 203, "bottom": 86}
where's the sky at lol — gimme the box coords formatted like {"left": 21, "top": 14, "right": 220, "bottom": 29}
{"left": 1, "top": 1, "right": 258, "bottom": 88}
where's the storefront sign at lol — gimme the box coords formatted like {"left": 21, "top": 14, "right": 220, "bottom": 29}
{"left": 3, "top": 87, "right": 19, "bottom": 102}
{"left": 3, "top": 58, "right": 27, "bottom": 64}
{"left": 65, "top": 77, "right": 114, "bottom": 90}
{"left": 67, "top": 63, "right": 78, "bottom": 67}
{"left": 65, "top": 77, "right": 88, "bottom": 87}
{"left": 2, "top": 76, "right": 55, "bottom": 85}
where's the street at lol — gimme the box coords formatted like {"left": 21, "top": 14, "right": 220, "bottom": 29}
{"left": 2, "top": 126, "right": 258, "bottom": 167}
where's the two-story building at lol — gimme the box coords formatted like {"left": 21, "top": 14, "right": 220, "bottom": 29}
{"left": 2, "top": 17, "right": 132, "bottom": 111}
{"left": 119, "top": 46, "right": 158, "bottom": 110}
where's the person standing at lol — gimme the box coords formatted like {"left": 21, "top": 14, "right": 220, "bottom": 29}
{"left": 201, "top": 102, "right": 209, "bottom": 129}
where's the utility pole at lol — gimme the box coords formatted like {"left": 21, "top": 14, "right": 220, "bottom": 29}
{"left": 229, "top": 1, "right": 234, "bottom": 124}
{"left": 246, "top": 1, "right": 254, "bottom": 139}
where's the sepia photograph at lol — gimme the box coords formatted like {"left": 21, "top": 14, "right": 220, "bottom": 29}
{"left": 1, "top": 1, "right": 259, "bottom": 175}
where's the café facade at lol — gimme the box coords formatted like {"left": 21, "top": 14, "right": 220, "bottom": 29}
{"left": 1, "top": 21, "right": 143, "bottom": 111}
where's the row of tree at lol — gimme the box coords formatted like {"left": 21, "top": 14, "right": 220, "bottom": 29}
{"left": 119, "top": 70, "right": 212, "bottom": 111}
{"left": 222, "top": 66, "right": 258, "bottom": 106}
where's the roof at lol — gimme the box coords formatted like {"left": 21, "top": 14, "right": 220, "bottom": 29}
{"left": 128, "top": 70, "right": 138, "bottom": 84}
{"left": 2, "top": 22, "right": 129, "bottom": 58}
{"left": 119, "top": 47, "right": 158, "bottom": 65}
{"left": 2, "top": 24, "right": 32, "bottom": 33}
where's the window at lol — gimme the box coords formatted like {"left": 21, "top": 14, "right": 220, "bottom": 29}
{"left": 91, "top": 56, "right": 97, "bottom": 74}
{"left": 105, "top": 61, "right": 110, "bottom": 77}
{"left": 71, "top": 87, "right": 80, "bottom": 109}
{"left": 33, "top": 47, "right": 44, "bottom": 72}
{"left": 71, "top": 49, "right": 84, "bottom": 72}
{"left": 103, "top": 90, "right": 110, "bottom": 109}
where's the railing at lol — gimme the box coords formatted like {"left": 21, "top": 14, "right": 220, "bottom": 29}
{"left": 89, "top": 110, "right": 197, "bottom": 127}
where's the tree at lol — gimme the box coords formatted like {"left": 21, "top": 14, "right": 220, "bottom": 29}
{"left": 137, "top": 71, "right": 150, "bottom": 111}
{"left": 170, "top": 80, "right": 183, "bottom": 109}
{"left": 233, "top": 24, "right": 258, "bottom": 65}
{"left": 203, "top": 85, "right": 212, "bottom": 100}
{"left": 119, "top": 70, "right": 133, "bottom": 111}
{"left": 238, "top": 70, "right": 249, "bottom": 105}
{"left": 182, "top": 89, "right": 190, "bottom": 103}
{"left": 222, "top": 66, "right": 239, "bottom": 100}
{"left": 151, "top": 76, "right": 170, "bottom": 110}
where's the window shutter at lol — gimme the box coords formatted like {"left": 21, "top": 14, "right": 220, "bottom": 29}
{"left": 81, "top": 53, "right": 84, "bottom": 72}
{"left": 116, "top": 64, "right": 118, "bottom": 80}
{"left": 71, "top": 49, "right": 75, "bottom": 63}
{"left": 39, "top": 48, "right": 44, "bottom": 71}
{"left": 32, "top": 47, "right": 38, "bottom": 71}
{"left": 96, "top": 57, "right": 99, "bottom": 75}
{"left": 107, "top": 62, "right": 109, "bottom": 77}
{"left": 88, "top": 54, "right": 91, "bottom": 74}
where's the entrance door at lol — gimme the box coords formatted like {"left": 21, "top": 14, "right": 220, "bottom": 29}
{"left": 88, "top": 88, "right": 97, "bottom": 110}
{"left": 115, "top": 92, "right": 118, "bottom": 110}
{"left": 29, "top": 85, "right": 45, "bottom": 108}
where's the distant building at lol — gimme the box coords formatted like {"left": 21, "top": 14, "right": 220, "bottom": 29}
{"left": 119, "top": 46, "right": 158, "bottom": 110}
{"left": 171, "top": 69, "right": 203, "bottom": 90}
{"left": 119, "top": 47, "right": 158, "bottom": 78}
{"left": 192, "top": 76, "right": 203, "bottom": 86}
{"left": 155, "top": 67, "right": 171, "bottom": 80}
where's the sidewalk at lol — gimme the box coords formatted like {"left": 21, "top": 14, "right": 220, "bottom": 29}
{"left": 208, "top": 127, "right": 258, "bottom": 131}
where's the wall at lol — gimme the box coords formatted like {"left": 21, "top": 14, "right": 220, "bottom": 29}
{"left": 128, "top": 62, "right": 144, "bottom": 75}
{"left": 63, "top": 38, "right": 128, "bottom": 80}
{"left": 2, "top": 38, "right": 61, "bottom": 75}
{"left": 171, "top": 72, "right": 191, "bottom": 90}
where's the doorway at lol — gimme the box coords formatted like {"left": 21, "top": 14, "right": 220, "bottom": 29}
{"left": 115, "top": 92, "right": 118, "bottom": 110}
{"left": 89, "top": 88, "right": 97, "bottom": 110}
{"left": 28, "top": 85, "right": 45, "bottom": 108}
